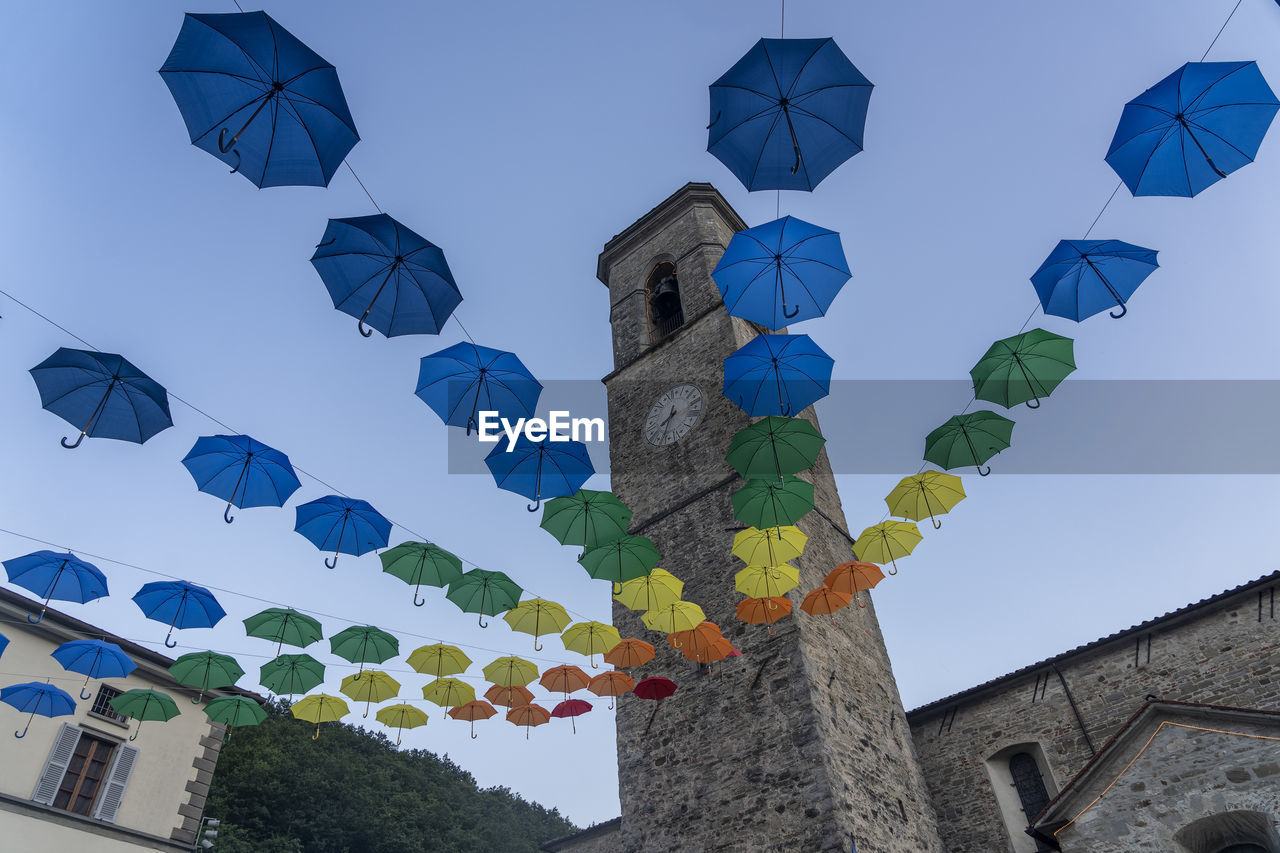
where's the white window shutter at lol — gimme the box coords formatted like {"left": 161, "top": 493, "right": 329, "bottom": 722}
{"left": 92, "top": 743, "right": 138, "bottom": 823}
{"left": 31, "top": 723, "right": 82, "bottom": 805}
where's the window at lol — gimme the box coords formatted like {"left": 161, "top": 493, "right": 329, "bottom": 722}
{"left": 32, "top": 723, "right": 139, "bottom": 823}
{"left": 1173, "top": 809, "right": 1279, "bottom": 853}
{"left": 645, "top": 261, "right": 683, "bottom": 341}
{"left": 53, "top": 731, "right": 115, "bottom": 816}
{"left": 984, "top": 742, "right": 1060, "bottom": 853}
{"left": 89, "top": 684, "right": 127, "bottom": 724}
{"left": 1009, "top": 752, "right": 1053, "bottom": 851}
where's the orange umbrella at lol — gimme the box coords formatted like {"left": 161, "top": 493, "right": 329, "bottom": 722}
{"left": 800, "top": 585, "right": 853, "bottom": 624}
{"left": 587, "top": 670, "right": 635, "bottom": 709}
{"left": 736, "top": 596, "right": 792, "bottom": 636}
{"left": 667, "top": 622, "right": 732, "bottom": 664}
{"left": 447, "top": 699, "right": 497, "bottom": 739}
{"left": 539, "top": 664, "right": 591, "bottom": 697}
{"left": 603, "top": 638, "right": 655, "bottom": 669}
{"left": 824, "top": 560, "right": 884, "bottom": 608}
{"left": 506, "top": 702, "right": 551, "bottom": 739}
{"left": 484, "top": 684, "right": 535, "bottom": 708}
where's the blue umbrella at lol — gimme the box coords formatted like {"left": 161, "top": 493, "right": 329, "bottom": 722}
{"left": 723, "top": 334, "right": 834, "bottom": 416}
{"left": 1105, "top": 61, "right": 1279, "bottom": 197}
{"left": 295, "top": 496, "right": 392, "bottom": 569}
{"left": 159, "top": 11, "right": 359, "bottom": 188}
{"left": 712, "top": 216, "right": 850, "bottom": 328}
{"left": 132, "top": 581, "right": 226, "bottom": 648}
{"left": 3, "top": 551, "right": 109, "bottom": 624}
{"left": 1031, "top": 240, "right": 1159, "bottom": 321}
{"left": 52, "top": 640, "right": 137, "bottom": 700}
{"left": 708, "top": 38, "right": 873, "bottom": 191}
{"left": 311, "top": 214, "right": 462, "bottom": 339}
{"left": 181, "top": 434, "right": 302, "bottom": 524}
{"left": 1, "top": 682, "right": 77, "bottom": 738}
{"left": 29, "top": 348, "right": 172, "bottom": 449}
{"left": 0, "top": 631, "right": 8, "bottom": 660}
{"left": 416, "top": 342, "right": 542, "bottom": 434}
{"left": 484, "top": 437, "right": 595, "bottom": 512}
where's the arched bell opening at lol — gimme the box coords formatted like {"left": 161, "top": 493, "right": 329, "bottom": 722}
{"left": 645, "top": 261, "right": 683, "bottom": 342}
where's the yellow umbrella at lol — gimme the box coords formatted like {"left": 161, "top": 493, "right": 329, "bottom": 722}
{"left": 560, "top": 621, "right": 622, "bottom": 669}
{"left": 406, "top": 643, "right": 471, "bottom": 679}
{"left": 884, "top": 471, "right": 966, "bottom": 529}
{"left": 613, "top": 569, "right": 684, "bottom": 612}
{"left": 374, "top": 702, "right": 428, "bottom": 745}
{"left": 339, "top": 670, "right": 400, "bottom": 718}
{"left": 481, "top": 656, "right": 539, "bottom": 688}
{"left": 421, "top": 677, "right": 476, "bottom": 713}
{"left": 731, "top": 525, "right": 807, "bottom": 566}
{"left": 290, "top": 693, "right": 349, "bottom": 740}
{"left": 641, "top": 601, "right": 706, "bottom": 634}
{"left": 733, "top": 564, "right": 800, "bottom": 598}
{"left": 853, "top": 521, "right": 922, "bottom": 574}
{"left": 502, "top": 599, "right": 572, "bottom": 651}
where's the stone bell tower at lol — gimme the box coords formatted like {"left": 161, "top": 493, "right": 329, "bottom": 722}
{"left": 598, "top": 183, "right": 945, "bottom": 852}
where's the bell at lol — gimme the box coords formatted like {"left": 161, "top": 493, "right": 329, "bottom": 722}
{"left": 650, "top": 274, "right": 681, "bottom": 316}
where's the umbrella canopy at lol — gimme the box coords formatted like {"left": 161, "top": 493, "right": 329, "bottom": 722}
{"left": 482, "top": 656, "right": 539, "bottom": 688}
{"left": 539, "top": 664, "right": 591, "bottom": 697}
{"left": 723, "top": 334, "right": 833, "bottom": 417}
{"left": 713, "top": 216, "right": 850, "bottom": 328}
{"left": 448, "top": 700, "right": 497, "bottom": 739}
{"left": 484, "top": 684, "right": 535, "bottom": 709}
{"left": 421, "top": 677, "right": 476, "bottom": 712}
{"left": 732, "top": 525, "right": 807, "bottom": 567}
{"left": 667, "top": 623, "right": 733, "bottom": 664}
{"left": 970, "top": 330, "right": 1077, "bottom": 410}
{"left": 110, "top": 688, "right": 180, "bottom": 741}
{"left": 708, "top": 38, "right": 873, "bottom": 191}
{"left": 732, "top": 476, "right": 815, "bottom": 528}
{"left": 853, "top": 521, "right": 922, "bottom": 575}
{"left": 641, "top": 601, "right": 706, "bottom": 635}
{"left": 1105, "top": 61, "right": 1279, "bottom": 198}
{"left": 603, "top": 638, "right": 656, "bottom": 669}
{"left": 0, "top": 632, "right": 6, "bottom": 659}
{"left": 375, "top": 702, "right": 428, "bottom": 745}
{"left": 259, "top": 653, "right": 324, "bottom": 697}
{"left": 311, "top": 214, "right": 462, "bottom": 339}
{"left": 28, "top": 348, "right": 171, "bottom": 449}
{"left": 181, "top": 434, "right": 300, "bottom": 524}
{"left": 561, "top": 621, "right": 622, "bottom": 668}
{"left": 169, "top": 651, "right": 245, "bottom": 703}
{"left": 824, "top": 561, "right": 885, "bottom": 608}
{"left": 159, "top": 11, "right": 358, "bottom": 187}
{"left": 485, "top": 437, "right": 595, "bottom": 512}
{"left": 3, "top": 551, "right": 108, "bottom": 623}
{"left": 502, "top": 599, "right": 572, "bottom": 651}
{"left": 726, "top": 416, "right": 826, "bottom": 480}
{"left": 290, "top": 693, "right": 349, "bottom": 740}
{"left": 1031, "top": 240, "right": 1159, "bottom": 321}
{"left": 445, "top": 569, "right": 523, "bottom": 628}
{"left": 132, "top": 580, "right": 225, "bottom": 648}
{"left": 416, "top": 342, "right": 541, "bottom": 433}
{"left": 884, "top": 471, "right": 967, "bottom": 530}
{"left": 613, "top": 569, "right": 684, "bottom": 613}
{"left": 1, "top": 681, "right": 76, "bottom": 738}
{"left": 540, "top": 489, "right": 633, "bottom": 548}
{"left": 734, "top": 564, "right": 801, "bottom": 598}
{"left": 588, "top": 671, "right": 635, "bottom": 710}
{"left": 800, "top": 585, "right": 853, "bottom": 622}
{"left": 294, "top": 495, "right": 392, "bottom": 569}
{"left": 407, "top": 644, "right": 471, "bottom": 679}
{"left": 578, "top": 536, "right": 661, "bottom": 585}
{"left": 737, "top": 596, "right": 793, "bottom": 636}
{"left": 330, "top": 626, "right": 398, "bottom": 676}
{"left": 550, "top": 698, "right": 592, "bottom": 734}
{"left": 204, "top": 695, "right": 266, "bottom": 741}
{"left": 243, "top": 608, "right": 323, "bottom": 656}
{"left": 51, "top": 640, "right": 136, "bottom": 700}
{"left": 506, "top": 703, "right": 551, "bottom": 739}
{"left": 633, "top": 676, "right": 677, "bottom": 702}
{"left": 924, "top": 411, "right": 1015, "bottom": 477}
{"left": 340, "top": 670, "right": 400, "bottom": 718}
{"left": 380, "top": 542, "right": 463, "bottom": 607}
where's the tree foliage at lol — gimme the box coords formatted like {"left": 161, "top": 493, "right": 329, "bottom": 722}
{"left": 205, "top": 701, "right": 577, "bottom": 853}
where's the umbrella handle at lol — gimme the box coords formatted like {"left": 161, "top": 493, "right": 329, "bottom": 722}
{"left": 932, "top": 516, "right": 942, "bottom": 530}
{"left": 783, "top": 303, "right": 800, "bottom": 319}
{"left": 27, "top": 610, "right": 44, "bottom": 624}
{"left": 527, "top": 499, "right": 541, "bottom": 512}
{"left": 324, "top": 555, "right": 339, "bottom": 569}
{"left": 80, "top": 687, "right": 93, "bottom": 700}
{"left": 976, "top": 464, "right": 991, "bottom": 477}
{"left": 609, "top": 697, "right": 615, "bottom": 710}
{"left": 1109, "top": 303, "right": 1128, "bottom": 319}
{"left": 767, "top": 625, "right": 777, "bottom": 638}
{"left": 357, "top": 316, "right": 374, "bottom": 338}
{"left": 224, "top": 503, "right": 236, "bottom": 524}
{"left": 1025, "top": 396, "right": 1041, "bottom": 410}
{"left": 477, "top": 615, "right": 488, "bottom": 628}
{"left": 706, "top": 110, "right": 721, "bottom": 130}
{"left": 129, "top": 724, "right": 141, "bottom": 742}
{"left": 534, "top": 638, "right": 543, "bottom": 652}
{"left": 887, "top": 559, "right": 899, "bottom": 577}
{"left": 413, "top": 590, "right": 426, "bottom": 607}
{"left": 471, "top": 721, "right": 477, "bottom": 739}
{"left": 191, "top": 694, "right": 202, "bottom": 705}
{"left": 61, "top": 431, "right": 86, "bottom": 449}
{"left": 164, "top": 631, "right": 178, "bottom": 649}
{"left": 856, "top": 593, "right": 868, "bottom": 609}
{"left": 16, "top": 711, "right": 34, "bottom": 738}
{"left": 216, "top": 136, "right": 242, "bottom": 175}
{"left": 312, "top": 725, "right": 320, "bottom": 741}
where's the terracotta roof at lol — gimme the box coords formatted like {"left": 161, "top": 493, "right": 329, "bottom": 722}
{"left": 906, "top": 569, "right": 1280, "bottom": 718}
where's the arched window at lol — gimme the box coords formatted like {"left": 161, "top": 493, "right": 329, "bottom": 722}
{"left": 1009, "top": 752, "right": 1052, "bottom": 821}
{"left": 984, "top": 743, "right": 1059, "bottom": 853}
{"left": 1174, "top": 811, "right": 1280, "bottom": 853}
{"left": 645, "top": 261, "right": 683, "bottom": 341}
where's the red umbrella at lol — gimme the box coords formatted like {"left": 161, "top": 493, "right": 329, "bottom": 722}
{"left": 550, "top": 698, "right": 593, "bottom": 733}
{"left": 633, "top": 676, "right": 677, "bottom": 702}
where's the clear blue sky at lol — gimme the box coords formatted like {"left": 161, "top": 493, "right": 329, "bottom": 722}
{"left": 2, "top": 0, "right": 1279, "bottom": 829}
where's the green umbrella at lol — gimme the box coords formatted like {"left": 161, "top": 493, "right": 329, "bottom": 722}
{"left": 169, "top": 651, "right": 245, "bottom": 704}
{"left": 731, "top": 475, "right": 815, "bottom": 528}
{"left": 243, "top": 607, "right": 323, "bottom": 655}
{"left": 109, "top": 688, "right": 180, "bottom": 741}
{"left": 203, "top": 695, "right": 266, "bottom": 742}
{"left": 577, "top": 535, "right": 660, "bottom": 585}
{"left": 924, "top": 411, "right": 1015, "bottom": 477}
{"left": 260, "top": 653, "right": 325, "bottom": 697}
{"left": 379, "top": 542, "right": 463, "bottom": 607}
{"left": 330, "top": 626, "right": 399, "bottom": 677}
{"left": 725, "top": 416, "right": 826, "bottom": 479}
{"left": 970, "top": 329, "right": 1076, "bottom": 409}
{"left": 445, "top": 569, "right": 523, "bottom": 628}
{"left": 540, "top": 489, "right": 633, "bottom": 548}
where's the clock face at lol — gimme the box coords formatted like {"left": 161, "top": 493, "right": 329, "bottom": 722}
{"left": 644, "top": 384, "right": 704, "bottom": 446}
